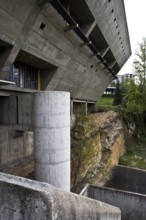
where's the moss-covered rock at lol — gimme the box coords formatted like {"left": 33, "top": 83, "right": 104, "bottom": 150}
{"left": 71, "top": 111, "right": 125, "bottom": 192}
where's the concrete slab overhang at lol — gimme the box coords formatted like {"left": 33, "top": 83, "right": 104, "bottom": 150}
{"left": 0, "top": 79, "right": 15, "bottom": 86}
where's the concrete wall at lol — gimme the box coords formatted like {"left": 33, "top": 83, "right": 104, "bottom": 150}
{"left": 0, "top": 126, "right": 33, "bottom": 165}
{"left": 85, "top": 0, "right": 131, "bottom": 68}
{"left": 73, "top": 101, "right": 87, "bottom": 114}
{"left": 18, "top": 93, "right": 33, "bottom": 125}
{"left": 71, "top": 100, "right": 96, "bottom": 114}
{"left": 0, "top": 95, "right": 17, "bottom": 124}
{"left": 0, "top": 0, "right": 131, "bottom": 101}
{"left": 82, "top": 185, "right": 146, "bottom": 220}
{"left": 0, "top": 93, "right": 33, "bottom": 125}
{"left": 0, "top": 93, "right": 34, "bottom": 169}
{"left": 106, "top": 165, "right": 146, "bottom": 194}
{"left": 22, "top": 2, "right": 112, "bottom": 101}
{"left": 0, "top": 172, "right": 121, "bottom": 220}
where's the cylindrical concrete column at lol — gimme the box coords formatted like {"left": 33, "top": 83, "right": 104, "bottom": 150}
{"left": 34, "top": 91, "right": 70, "bottom": 191}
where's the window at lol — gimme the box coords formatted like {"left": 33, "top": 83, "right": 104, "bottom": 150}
{"left": 8, "top": 62, "right": 38, "bottom": 90}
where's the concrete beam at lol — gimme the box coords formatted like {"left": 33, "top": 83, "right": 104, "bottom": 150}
{"left": 64, "top": 24, "right": 79, "bottom": 32}
{"left": 0, "top": 3, "right": 44, "bottom": 80}
{"left": 0, "top": 79, "right": 15, "bottom": 85}
{"left": 100, "top": 47, "right": 110, "bottom": 57}
{"left": 0, "top": 91, "right": 10, "bottom": 96}
{"left": 85, "top": 21, "right": 96, "bottom": 38}
{"left": 90, "top": 52, "right": 101, "bottom": 57}
{"left": 38, "top": 0, "right": 51, "bottom": 6}
{"left": 109, "top": 61, "right": 117, "bottom": 68}
{"left": 80, "top": 41, "right": 92, "bottom": 47}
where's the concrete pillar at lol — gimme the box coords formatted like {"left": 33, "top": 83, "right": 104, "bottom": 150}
{"left": 85, "top": 101, "right": 88, "bottom": 115}
{"left": 34, "top": 91, "right": 70, "bottom": 191}
{"left": 70, "top": 99, "right": 73, "bottom": 115}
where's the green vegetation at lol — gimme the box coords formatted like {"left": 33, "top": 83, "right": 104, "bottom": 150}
{"left": 97, "top": 94, "right": 114, "bottom": 106}
{"left": 113, "top": 80, "right": 123, "bottom": 106}
{"left": 97, "top": 38, "right": 146, "bottom": 170}
{"left": 71, "top": 113, "right": 100, "bottom": 192}
{"left": 116, "top": 38, "right": 146, "bottom": 170}
{"left": 96, "top": 94, "right": 118, "bottom": 112}
{"left": 119, "top": 135, "right": 146, "bottom": 170}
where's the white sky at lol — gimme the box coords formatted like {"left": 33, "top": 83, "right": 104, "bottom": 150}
{"left": 118, "top": 0, "right": 146, "bottom": 75}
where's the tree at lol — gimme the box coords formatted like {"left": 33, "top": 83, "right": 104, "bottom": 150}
{"left": 121, "top": 38, "right": 146, "bottom": 114}
{"left": 113, "top": 80, "right": 123, "bottom": 106}
{"left": 120, "top": 38, "right": 146, "bottom": 137}
{"left": 133, "top": 37, "right": 146, "bottom": 105}
{"left": 123, "top": 78, "right": 144, "bottom": 114}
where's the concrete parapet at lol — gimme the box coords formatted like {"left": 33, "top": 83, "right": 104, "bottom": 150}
{"left": 0, "top": 172, "right": 121, "bottom": 220}
{"left": 82, "top": 184, "right": 146, "bottom": 220}
{"left": 106, "top": 165, "right": 146, "bottom": 194}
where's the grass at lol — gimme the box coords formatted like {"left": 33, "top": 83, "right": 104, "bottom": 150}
{"left": 96, "top": 94, "right": 119, "bottom": 112}
{"left": 119, "top": 135, "right": 146, "bottom": 170}
{"left": 97, "top": 94, "right": 114, "bottom": 106}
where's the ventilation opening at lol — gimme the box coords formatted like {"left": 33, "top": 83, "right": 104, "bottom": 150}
{"left": 40, "top": 23, "right": 46, "bottom": 30}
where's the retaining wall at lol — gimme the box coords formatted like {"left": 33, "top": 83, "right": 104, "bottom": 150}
{"left": 106, "top": 165, "right": 146, "bottom": 194}
{"left": 81, "top": 184, "right": 146, "bottom": 220}
{"left": 0, "top": 172, "right": 121, "bottom": 220}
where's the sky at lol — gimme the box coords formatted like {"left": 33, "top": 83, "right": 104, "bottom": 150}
{"left": 118, "top": 0, "right": 146, "bottom": 75}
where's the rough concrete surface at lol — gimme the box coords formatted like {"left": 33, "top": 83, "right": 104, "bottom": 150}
{"left": 0, "top": 172, "right": 121, "bottom": 220}
{"left": 82, "top": 184, "right": 146, "bottom": 220}
{"left": 34, "top": 91, "right": 70, "bottom": 191}
{"left": 107, "top": 165, "right": 146, "bottom": 195}
{"left": 0, "top": 0, "right": 131, "bottom": 101}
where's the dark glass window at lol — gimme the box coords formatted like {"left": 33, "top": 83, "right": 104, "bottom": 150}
{"left": 8, "top": 62, "right": 38, "bottom": 90}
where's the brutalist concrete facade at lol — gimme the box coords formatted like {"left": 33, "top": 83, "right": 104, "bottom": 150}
{"left": 0, "top": 0, "right": 131, "bottom": 188}
{"left": 0, "top": 0, "right": 131, "bottom": 216}
{"left": 0, "top": 0, "right": 131, "bottom": 101}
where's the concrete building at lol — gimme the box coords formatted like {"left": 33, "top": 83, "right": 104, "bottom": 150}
{"left": 0, "top": 0, "right": 131, "bottom": 190}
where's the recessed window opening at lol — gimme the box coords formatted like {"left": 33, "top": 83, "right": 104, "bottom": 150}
{"left": 8, "top": 62, "right": 38, "bottom": 90}
{"left": 40, "top": 23, "right": 46, "bottom": 30}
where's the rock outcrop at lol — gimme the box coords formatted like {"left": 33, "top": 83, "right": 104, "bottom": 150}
{"left": 71, "top": 111, "right": 126, "bottom": 192}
